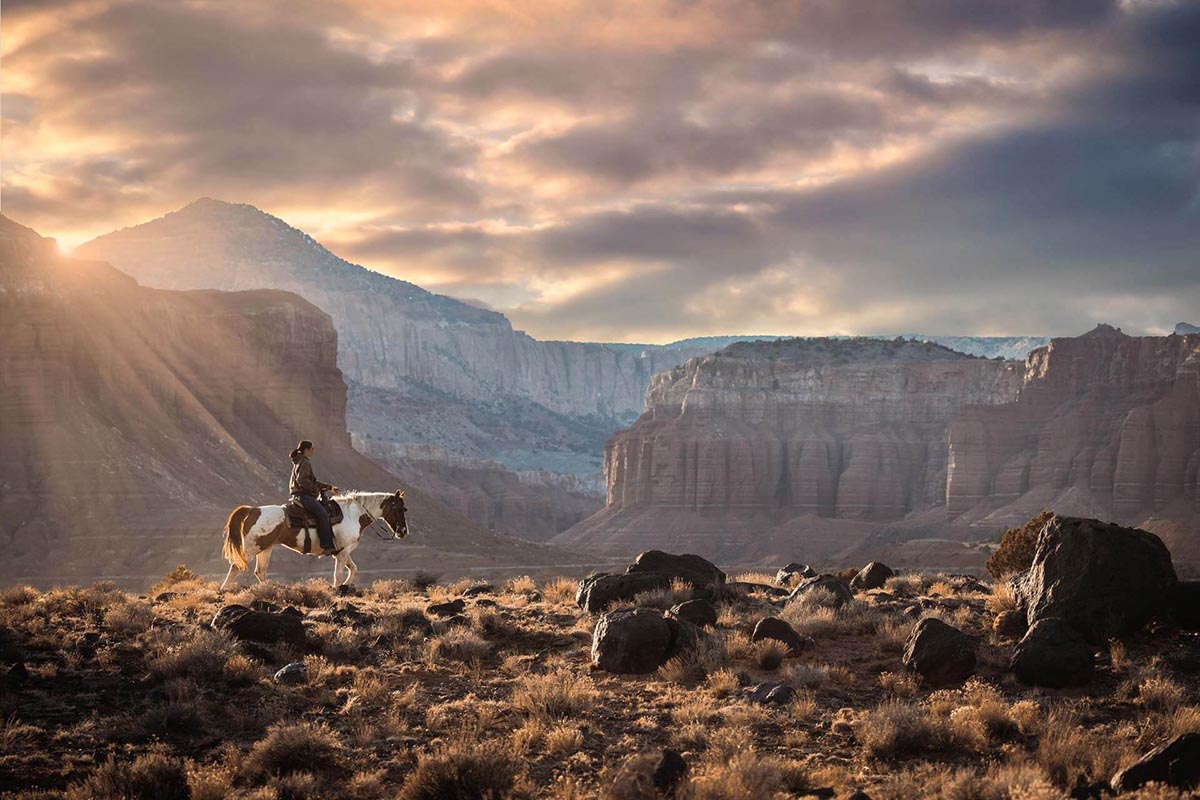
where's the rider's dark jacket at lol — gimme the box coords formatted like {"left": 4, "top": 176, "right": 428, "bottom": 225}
{"left": 289, "top": 453, "right": 332, "bottom": 498}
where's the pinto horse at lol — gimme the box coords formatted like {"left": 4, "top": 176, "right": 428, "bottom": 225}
{"left": 220, "top": 490, "right": 408, "bottom": 589}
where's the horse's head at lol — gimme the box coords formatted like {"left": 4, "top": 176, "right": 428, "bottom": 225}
{"left": 380, "top": 490, "right": 408, "bottom": 538}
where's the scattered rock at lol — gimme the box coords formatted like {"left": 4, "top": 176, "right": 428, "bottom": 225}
{"left": 326, "top": 602, "right": 375, "bottom": 628}
{"left": 273, "top": 662, "right": 308, "bottom": 686}
{"left": 746, "top": 682, "right": 796, "bottom": 706}
{"left": 7, "top": 662, "right": 29, "bottom": 683}
{"left": 238, "top": 642, "right": 277, "bottom": 663}
{"left": 1011, "top": 618, "right": 1094, "bottom": 688}
{"left": 576, "top": 573, "right": 671, "bottom": 613}
{"left": 1170, "top": 582, "right": 1200, "bottom": 630}
{"left": 1013, "top": 516, "right": 1177, "bottom": 643}
{"left": 591, "top": 608, "right": 674, "bottom": 674}
{"left": 153, "top": 591, "right": 179, "bottom": 603}
{"left": 902, "top": 604, "right": 923, "bottom": 619}
{"left": 652, "top": 749, "right": 688, "bottom": 795}
{"left": 475, "top": 598, "right": 498, "bottom": 608}
{"left": 850, "top": 562, "right": 894, "bottom": 591}
{"left": 786, "top": 575, "right": 854, "bottom": 609}
{"left": 776, "top": 562, "right": 817, "bottom": 585}
{"left": 336, "top": 584, "right": 361, "bottom": 598}
{"left": 625, "top": 551, "right": 726, "bottom": 596}
{"left": 751, "top": 617, "right": 811, "bottom": 656}
{"left": 211, "top": 605, "right": 307, "bottom": 647}
{"left": 992, "top": 610, "right": 1027, "bottom": 639}
{"left": 902, "top": 618, "right": 977, "bottom": 685}
{"left": 1111, "top": 733, "right": 1200, "bottom": 793}
{"left": 427, "top": 599, "right": 466, "bottom": 617}
{"left": 462, "top": 583, "right": 495, "bottom": 597}
{"left": 667, "top": 599, "right": 717, "bottom": 628}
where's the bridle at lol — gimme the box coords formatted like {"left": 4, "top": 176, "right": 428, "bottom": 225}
{"left": 363, "top": 496, "right": 408, "bottom": 541}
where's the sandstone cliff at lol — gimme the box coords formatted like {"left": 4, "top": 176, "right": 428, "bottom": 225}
{"left": 946, "top": 324, "right": 1200, "bottom": 536}
{"left": 561, "top": 330, "right": 1200, "bottom": 568}
{"left": 0, "top": 215, "right": 566, "bottom": 582}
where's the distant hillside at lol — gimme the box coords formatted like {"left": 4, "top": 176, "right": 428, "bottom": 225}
{"left": 0, "top": 214, "right": 568, "bottom": 583}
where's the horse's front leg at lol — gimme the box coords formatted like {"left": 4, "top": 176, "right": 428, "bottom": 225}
{"left": 331, "top": 553, "right": 344, "bottom": 587}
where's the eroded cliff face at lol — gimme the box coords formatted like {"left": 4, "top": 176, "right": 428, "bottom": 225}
{"left": 602, "top": 338, "right": 1024, "bottom": 521}
{"left": 946, "top": 324, "right": 1200, "bottom": 529}
{"left": 0, "top": 215, "right": 563, "bottom": 581}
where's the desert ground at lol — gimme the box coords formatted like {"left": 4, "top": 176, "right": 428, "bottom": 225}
{"left": 2, "top": 534, "right": 1198, "bottom": 799}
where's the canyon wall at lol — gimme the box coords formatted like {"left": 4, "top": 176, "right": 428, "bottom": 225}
{"left": 0, "top": 215, "right": 563, "bottom": 582}
{"left": 560, "top": 328, "right": 1200, "bottom": 567}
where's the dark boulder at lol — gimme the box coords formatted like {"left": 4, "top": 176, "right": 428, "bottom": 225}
{"left": 746, "top": 682, "right": 796, "bottom": 706}
{"left": 211, "top": 605, "right": 307, "bottom": 647}
{"left": 1013, "top": 516, "right": 1177, "bottom": 643}
{"left": 427, "top": 599, "right": 466, "bottom": 617}
{"left": 776, "top": 563, "right": 817, "bottom": 585}
{"left": 273, "top": 662, "right": 308, "bottom": 685}
{"left": 786, "top": 575, "right": 854, "bottom": 609}
{"left": 652, "top": 749, "right": 688, "bottom": 795}
{"left": 1111, "top": 733, "right": 1200, "bottom": 793}
{"left": 663, "top": 617, "right": 701, "bottom": 662}
{"left": 850, "top": 562, "right": 895, "bottom": 592}
{"left": 625, "top": 551, "right": 726, "bottom": 595}
{"left": 902, "top": 618, "right": 977, "bottom": 685}
{"left": 1170, "top": 581, "right": 1200, "bottom": 630}
{"left": 751, "top": 618, "right": 812, "bottom": 657}
{"left": 591, "top": 608, "right": 674, "bottom": 674}
{"left": 1010, "top": 618, "right": 1094, "bottom": 688}
{"left": 326, "top": 602, "right": 375, "bottom": 629}
{"left": 576, "top": 573, "right": 670, "bottom": 613}
{"left": 667, "top": 599, "right": 718, "bottom": 629}
{"left": 462, "top": 583, "right": 495, "bottom": 597}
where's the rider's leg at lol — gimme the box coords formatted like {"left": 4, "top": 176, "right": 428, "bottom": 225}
{"left": 298, "top": 494, "right": 335, "bottom": 551}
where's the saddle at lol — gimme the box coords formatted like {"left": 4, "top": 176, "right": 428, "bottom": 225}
{"left": 283, "top": 496, "right": 344, "bottom": 530}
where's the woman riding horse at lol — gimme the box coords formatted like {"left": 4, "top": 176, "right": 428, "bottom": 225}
{"left": 289, "top": 440, "right": 339, "bottom": 556}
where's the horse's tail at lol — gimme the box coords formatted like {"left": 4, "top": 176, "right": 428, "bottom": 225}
{"left": 222, "top": 506, "right": 252, "bottom": 570}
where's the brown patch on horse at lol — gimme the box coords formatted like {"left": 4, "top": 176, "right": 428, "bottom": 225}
{"left": 358, "top": 513, "right": 373, "bottom": 531}
{"left": 252, "top": 516, "right": 295, "bottom": 551}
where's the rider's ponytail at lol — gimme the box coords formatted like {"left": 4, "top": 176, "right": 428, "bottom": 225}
{"left": 290, "top": 440, "right": 314, "bottom": 459}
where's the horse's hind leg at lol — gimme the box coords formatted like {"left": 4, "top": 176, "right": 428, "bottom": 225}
{"left": 331, "top": 554, "right": 344, "bottom": 587}
{"left": 220, "top": 562, "right": 239, "bottom": 591}
{"left": 254, "top": 547, "right": 273, "bottom": 584}
{"left": 344, "top": 555, "right": 358, "bottom": 586}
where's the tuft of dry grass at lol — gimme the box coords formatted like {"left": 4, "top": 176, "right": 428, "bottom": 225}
{"left": 397, "top": 741, "right": 516, "bottom": 800}
{"left": 425, "top": 628, "right": 491, "bottom": 664}
{"left": 511, "top": 669, "right": 596, "bottom": 722}
{"left": 986, "top": 581, "right": 1020, "bottom": 614}
{"left": 243, "top": 721, "right": 342, "bottom": 779}
{"left": 66, "top": 753, "right": 190, "bottom": 800}
{"left": 750, "top": 639, "right": 787, "bottom": 671}
{"left": 879, "top": 671, "right": 919, "bottom": 698}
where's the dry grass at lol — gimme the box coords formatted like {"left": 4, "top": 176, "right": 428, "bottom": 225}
{"left": 6, "top": 565, "right": 1195, "bottom": 800}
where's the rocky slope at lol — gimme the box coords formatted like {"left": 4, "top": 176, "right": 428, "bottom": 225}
{"left": 561, "top": 329, "right": 1200, "bottom": 568}
{"left": 0, "top": 215, "right": 567, "bottom": 582}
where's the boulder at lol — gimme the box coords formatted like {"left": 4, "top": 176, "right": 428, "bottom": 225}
{"left": 576, "top": 573, "right": 670, "bottom": 613}
{"left": 273, "top": 662, "right": 308, "bottom": 685}
{"left": 1013, "top": 516, "right": 1177, "bottom": 643}
{"left": 751, "top": 618, "right": 811, "bottom": 657}
{"left": 746, "top": 682, "right": 796, "bottom": 706}
{"left": 902, "top": 618, "right": 977, "bottom": 685}
{"left": 663, "top": 617, "right": 702, "bottom": 662}
{"left": 786, "top": 575, "right": 854, "bottom": 609}
{"left": 591, "top": 608, "right": 674, "bottom": 674}
{"left": 211, "top": 605, "right": 307, "bottom": 647}
{"left": 1111, "top": 733, "right": 1200, "bottom": 793}
{"left": 462, "top": 583, "right": 494, "bottom": 597}
{"left": 776, "top": 563, "right": 817, "bottom": 585}
{"left": 850, "top": 562, "right": 895, "bottom": 591}
{"left": 1010, "top": 618, "right": 1094, "bottom": 688}
{"left": 667, "top": 599, "right": 718, "bottom": 629}
{"left": 427, "top": 599, "right": 466, "bottom": 617}
{"left": 625, "top": 551, "right": 726, "bottom": 595}
{"left": 992, "top": 610, "right": 1027, "bottom": 639}
{"left": 1170, "top": 581, "right": 1200, "bottom": 630}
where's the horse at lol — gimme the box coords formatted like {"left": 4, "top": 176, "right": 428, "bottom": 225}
{"left": 220, "top": 490, "right": 409, "bottom": 590}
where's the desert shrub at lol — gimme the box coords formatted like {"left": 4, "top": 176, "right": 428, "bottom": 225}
{"left": 238, "top": 578, "right": 332, "bottom": 609}
{"left": 411, "top": 571, "right": 442, "bottom": 590}
{"left": 133, "top": 700, "right": 207, "bottom": 741}
{"left": 692, "top": 752, "right": 809, "bottom": 800}
{"left": 705, "top": 668, "right": 741, "bottom": 698}
{"left": 426, "top": 629, "right": 491, "bottom": 664}
{"left": 879, "top": 671, "right": 919, "bottom": 698}
{"left": 541, "top": 577, "right": 579, "bottom": 604}
{"left": 858, "top": 700, "right": 947, "bottom": 759}
{"left": 67, "top": 753, "right": 189, "bottom": 800}
{"left": 0, "top": 585, "right": 40, "bottom": 607}
{"left": 512, "top": 669, "right": 596, "bottom": 721}
{"left": 1135, "top": 676, "right": 1186, "bottom": 711}
{"left": 544, "top": 723, "right": 584, "bottom": 756}
{"left": 103, "top": 599, "right": 157, "bottom": 636}
{"left": 243, "top": 721, "right": 342, "bottom": 778}
{"left": 751, "top": 639, "right": 787, "bottom": 671}
{"left": 188, "top": 763, "right": 234, "bottom": 800}
{"left": 149, "top": 628, "right": 242, "bottom": 683}
{"left": 987, "top": 510, "right": 1054, "bottom": 579}
{"left": 1034, "top": 711, "right": 1126, "bottom": 789}
{"left": 397, "top": 741, "right": 516, "bottom": 800}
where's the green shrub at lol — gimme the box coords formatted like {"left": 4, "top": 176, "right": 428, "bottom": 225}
{"left": 986, "top": 511, "right": 1054, "bottom": 580}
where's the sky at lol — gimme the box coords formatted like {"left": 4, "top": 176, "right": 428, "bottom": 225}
{"left": 2, "top": 0, "right": 1198, "bottom": 343}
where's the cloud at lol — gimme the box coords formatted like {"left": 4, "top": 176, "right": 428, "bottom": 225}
{"left": 2, "top": 0, "right": 1196, "bottom": 341}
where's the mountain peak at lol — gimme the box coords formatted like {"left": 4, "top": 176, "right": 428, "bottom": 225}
{"left": 1175, "top": 321, "right": 1200, "bottom": 335}
{"left": 1081, "top": 323, "right": 1126, "bottom": 338}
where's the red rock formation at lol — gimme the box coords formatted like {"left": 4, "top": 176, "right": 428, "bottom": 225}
{"left": 0, "top": 215, "right": 567, "bottom": 582}
{"left": 946, "top": 324, "right": 1200, "bottom": 528}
